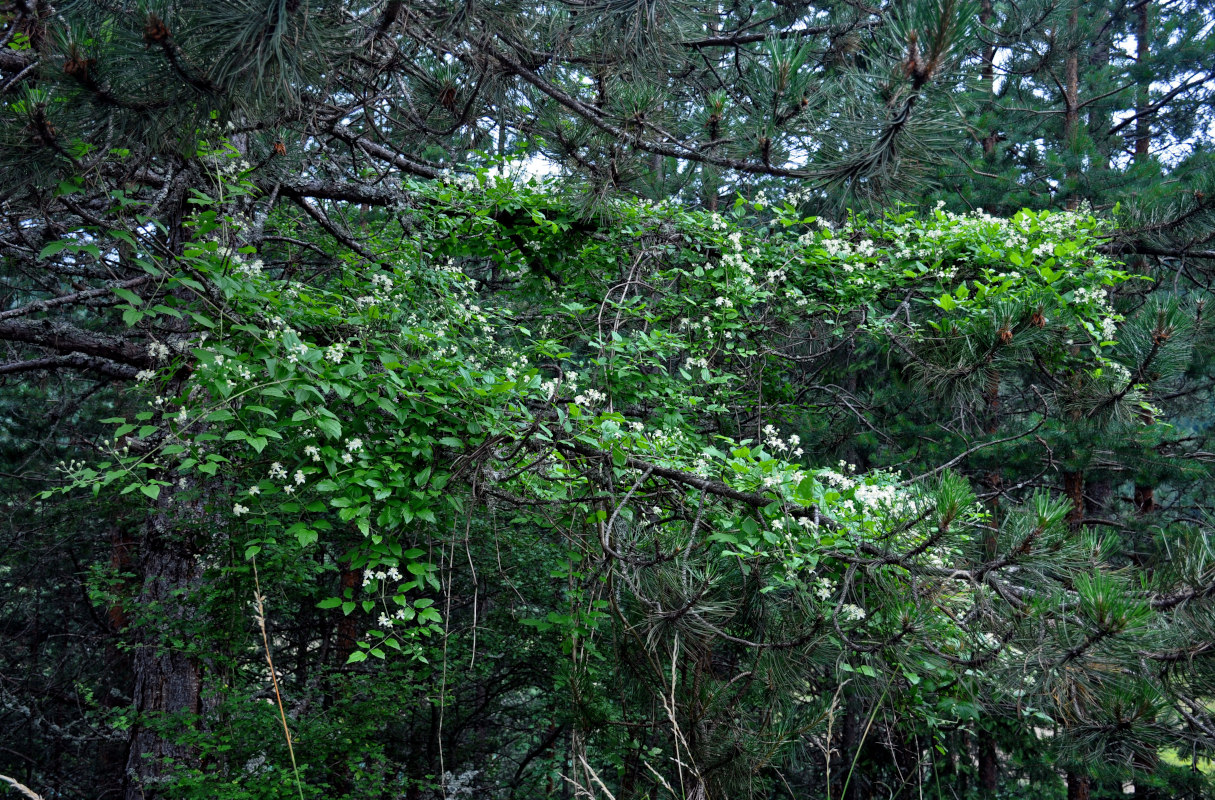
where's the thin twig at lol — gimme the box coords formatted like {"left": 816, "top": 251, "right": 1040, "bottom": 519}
{"left": 0, "top": 775, "right": 44, "bottom": 800}
{"left": 251, "top": 557, "right": 307, "bottom": 800}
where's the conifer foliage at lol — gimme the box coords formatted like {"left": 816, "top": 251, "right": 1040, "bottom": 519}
{"left": 1, "top": 2, "right": 1213, "bottom": 800}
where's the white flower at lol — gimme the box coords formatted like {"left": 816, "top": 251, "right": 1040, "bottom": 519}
{"left": 268, "top": 462, "right": 287, "bottom": 479}
{"left": 378, "top": 614, "right": 392, "bottom": 628}
{"left": 304, "top": 445, "right": 321, "bottom": 461}
{"left": 346, "top": 438, "right": 363, "bottom": 452}
{"left": 325, "top": 342, "right": 347, "bottom": 363}
{"left": 248, "top": 485, "right": 261, "bottom": 495}
{"left": 233, "top": 503, "right": 249, "bottom": 516}
{"left": 840, "top": 604, "right": 866, "bottom": 622}
{"left": 341, "top": 452, "right": 353, "bottom": 464}
{"left": 387, "top": 567, "right": 401, "bottom": 581}
{"left": 282, "top": 484, "right": 295, "bottom": 494}
{"left": 294, "top": 470, "right": 306, "bottom": 486}
{"left": 136, "top": 370, "right": 157, "bottom": 382}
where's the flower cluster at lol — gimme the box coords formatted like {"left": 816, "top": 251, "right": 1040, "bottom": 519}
{"left": 355, "top": 270, "right": 399, "bottom": 309}
{"left": 324, "top": 341, "right": 347, "bottom": 364}
{"left": 840, "top": 603, "right": 866, "bottom": 622}
{"left": 574, "top": 387, "right": 606, "bottom": 408}
{"left": 148, "top": 341, "right": 171, "bottom": 361}
{"left": 762, "top": 425, "right": 804, "bottom": 458}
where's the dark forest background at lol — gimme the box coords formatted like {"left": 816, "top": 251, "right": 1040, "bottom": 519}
{"left": 1, "top": 1, "right": 1214, "bottom": 799}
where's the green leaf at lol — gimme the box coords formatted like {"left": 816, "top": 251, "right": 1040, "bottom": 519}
{"left": 315, "top": 415, "right": 342, "bottom": 440}
{"left": 38, "top": 241, "right": 69, "bottom": 260}
{"left": 112, "top": 287, "right": 144, "bottom": 305}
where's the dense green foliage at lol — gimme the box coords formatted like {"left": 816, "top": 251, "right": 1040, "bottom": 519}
{"left": 1, "top": 1, "right": 1213, "bottom": 800}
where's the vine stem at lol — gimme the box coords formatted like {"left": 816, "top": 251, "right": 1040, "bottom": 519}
{"left": 0, "top": 774, "right": 45, "bottom": 800}
{"left": 252, "top": 555, "right": 307, "bottom": 800}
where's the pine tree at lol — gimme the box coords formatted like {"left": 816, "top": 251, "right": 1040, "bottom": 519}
{"left": 1, "top": 2, "right": 1214, "bottom": 799}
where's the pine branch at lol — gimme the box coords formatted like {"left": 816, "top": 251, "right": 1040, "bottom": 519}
{"left": 681, "top": 19, "right": 884, "bottom": 49}
{"left": 0, "top": 317, "right": 152, "bottom": 367}
{"left": 0, "top": 353, "right": 139, "bottom": 380}
{"left": 0, "top": 276, "right": 154, "bottom": 322}
{"left": 480, "top": 38, "right": 813, "bottom": 179}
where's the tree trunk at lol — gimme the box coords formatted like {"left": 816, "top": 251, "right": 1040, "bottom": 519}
{"left": 1063, "top": 471, "right": 1085, "bottom": 526}
{"left": 335, "top": 565, "right": 364, "bottom": 664}
{"left": 1063, "top": 0, "right": 1081, "bottom": 208}
{"left": 1133, "top": 484, "right": 1156, "bottom": 515}
{"left": 1134, "top": 407, "right": 1157, "bottom": 515}
{"left": 123, "top": 495, "right": 204, "bottom": 800}
{"left": 1134, "top": 1, "right": 1152, "bottom": 160}
{"left": 1067, "top": 772, "right": 1090, "bottom": 800}
{"left": 839, "top": 693, "right": 862, "bottom": 800}
{"left": 328, "top": 564, "right": 365, "bottom": 794}
{"left": 980, "top": 0, "right": 999, "bottom": 156}
{"left": 978, "top": 729, "right": 998, "bottom": 792}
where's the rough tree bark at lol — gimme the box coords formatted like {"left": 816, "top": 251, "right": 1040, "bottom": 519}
{"left": 123, "top": 488, "right": 204, "bottom": 800}
{"left": 978, "top": 729, "right": 998, "bottom": 792}
{"left": 1062, "top": 0, "right": 1081, "bottom": 209}
{"left": 1067, "top": 772, "right": 1091, "bottom": 800}
{"left": 1134, "top": 1, "right": 1152, "bottom": 161}
{"left": 980, "top": 0, "right": 999, "bottom": 156}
